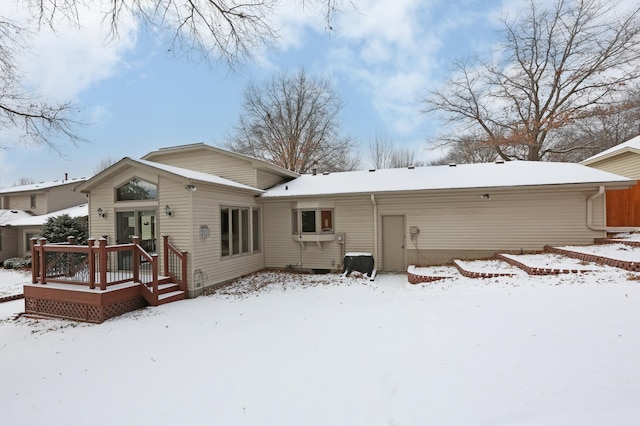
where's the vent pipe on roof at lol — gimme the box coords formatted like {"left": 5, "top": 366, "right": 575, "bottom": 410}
{"left": 495, "top": 159, "right": 505, "bottom": 164}
{"left": 408, "top": 165, "right": 415, "bottom": 170}
{"left": 449, "top": 163, "right": 457, "bottom": 167}
{"left": 369, "top": 169, "right": 376, "bottom": 172}
{"left": 312, "top": 168, "right": 317, "bottom": 176}
{"left": 65, "top": 172, "right": 68, "bottom": 181}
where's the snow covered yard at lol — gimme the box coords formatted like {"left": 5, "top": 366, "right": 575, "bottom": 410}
{"left": 1, "top": 267, "right": 640, "bottom": 425}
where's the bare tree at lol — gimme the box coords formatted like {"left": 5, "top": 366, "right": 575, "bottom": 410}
{"left": 368, "top": 131, "right": 425, "bottom": 168}
{"left": 1, "top": 1, "right": 344, "bottom": 151}
{"left": 93, "top": 156, "right": 119, "bottom": 174}
{"left": 225, "top": 69, "right": 359, "bottom": 173}
{"left": 423, "top": 0, "right": 640, "bottom": 162}
{"left": 0, "top": 17, "right": 84, "bottom": 150}
{"left": 25, "top": 0, "right": 344, "bottom": 67}
{"left": 13, "top": 177, "right": 35, "bottom": 186}
{"left": 428, "top": 133, "right": 499, "bottom": 165}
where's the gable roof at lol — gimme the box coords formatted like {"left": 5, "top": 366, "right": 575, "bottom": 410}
{"left": 580, "top": 135, "right": 640, "bottom": 165}
{"left": 262, "top": 161, "right": 635, "bottom": 199}
{"left": 2, "top": 204, "right": 88, "bottom": 227}
{"left": 75, "top": 157, "right": 264, "bottom": 194}
{"left": 141, "top": 143, "right": 300, "bottom": 179}
{"left": 0, "top": 177, "right": 86, "bottom": 195}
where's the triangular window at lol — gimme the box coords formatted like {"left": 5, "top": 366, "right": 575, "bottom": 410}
{"left": 116, "top": 178, "right": 157, "bottom": 201}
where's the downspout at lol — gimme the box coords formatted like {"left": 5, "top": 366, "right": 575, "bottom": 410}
{"left": 371, "top": 194, "right": 378, "bottom": 263}
{"left": 587, "top": 185, "right": 640, "bottom": 232}
{"left": 587, "top": 186, "right": 606, "bottom": 231}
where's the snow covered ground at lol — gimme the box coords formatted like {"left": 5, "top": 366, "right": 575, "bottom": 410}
{"left": 1, "top": 247, "right": 640, "bottom": 425}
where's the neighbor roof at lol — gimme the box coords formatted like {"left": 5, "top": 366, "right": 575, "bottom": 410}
{"left": 0, "top": 209, "right": 34, "bottom": 226}
{"left": 1, "top": 204, "right": 88, "bottom": 227}
{"left": 581, "top": 135, "right": 640, "bottom": 165}
{"left": 262, "top": 161, "right": 635, "bottom": 198}
{"left": 0, "top": 177, "right": 86, "bottom": 195}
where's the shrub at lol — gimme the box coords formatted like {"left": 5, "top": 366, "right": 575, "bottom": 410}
{"left": 41, "top": 214, "right": 88, "bottom": 245}
{"left": 3, "top": 257, "right": 31, "bottom": 269}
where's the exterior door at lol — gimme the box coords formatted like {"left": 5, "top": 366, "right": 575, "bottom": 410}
{"left": 382, "top": 215, "right": 405, "bottom": 272}
{"left": 116, "top": 210, "right": 157, "bottom": 270}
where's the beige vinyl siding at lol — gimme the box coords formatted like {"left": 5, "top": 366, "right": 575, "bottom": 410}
{"left": 262, "top": 185, "right": 606, "bottom": 270}
{"left": 146, "top": 148, "right": 258, "bottom": 188}
{"left": 263, "top": 196, "right": 374, "bottom": 271}
{"left": 87, "top": 176, "right": 116, "bottom": 242}
{"left": 0, "top": 227, "right": 18, "bottom": 261}
{"left": 46, "top": 185, "right": 87, "bottom": 213}
{"left": 188, "top": 185, "right": 264, "bottom": 297}
{"left": 6, "top": 193, "right": 39, "bottom": 213}
{"left": 587, "top": 152, "right": 640, "bottom": 179}
{"left": 256, "top": 169, "right": 289, "bottom": 190}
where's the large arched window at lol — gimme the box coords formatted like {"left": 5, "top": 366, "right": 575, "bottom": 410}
{"left": 116, "top": 178, "right": 157, "bottom": 201}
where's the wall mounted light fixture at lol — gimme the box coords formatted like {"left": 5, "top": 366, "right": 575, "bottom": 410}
{"left": 480, "top": 193, "right": 491, "bottom": 200}
{"left": 97, "top": 207, "right": 107, "bottom": 218}
{"left": 164, "top": 205, "right": 173, "bottom": 216}
{"left": 185, "top": 184, "right": 196, "bottom": 191}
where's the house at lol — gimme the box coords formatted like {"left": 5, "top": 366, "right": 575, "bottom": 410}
{"left": 580, "top": 135, "right": 640, "bottom": 228}
{"left": 25, "top": 143, "right": 635, "bottom": 322}
{"left": 0, "top": 177, "right": 87, "bottom": 262}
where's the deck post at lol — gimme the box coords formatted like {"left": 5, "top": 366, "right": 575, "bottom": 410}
{"left": 87, "top": 238, "right": 96, "bottom": 289}
{"left": 38, "top": 238, "right": 47, "bottom": 285}
{"left": 98, "top": 238, "right": 108, "bottom": 290}
{"left": 151, "top": 254, "right": 159, "bottom": 306}
{"left": 163, "top": 235, "right": 169, "bottom": 277}
{"left": 67, "top": 236, "right": 76, "bottom": 245}
{"left": 181, "top": 251, "right": 188, "bottom": 293}
{"left": 132, "top": 236, "right": 140, "bottom": 284}
{"left": 31, "top": 237, "right": 39, "bottom": 284}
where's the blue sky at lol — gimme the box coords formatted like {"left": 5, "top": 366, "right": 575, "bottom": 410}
{"left": 0, "top": 0, "right": 514, "bottom": 185}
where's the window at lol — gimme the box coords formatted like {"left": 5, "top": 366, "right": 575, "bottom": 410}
{"left": 252, "top": 209, "right": 261, "bottom": 252}
{"left": 301, "top": 210, "right": 316, "bottom": 233}
{"left": 221, "top": 208, "right": 230, "bottom": 256}
{"left": 26, "top": 232, "right": 39, "bottom": 251}
{"left": 30, "top": 195, "right": 36, "bottom": 209}
{"left": 292, "top": 209, "right": 334, "bottom": 234}
{"left": 220, "top": 207, "right": 260, "bottom": 257}
{"left": 116, "top": 178, "right": 157, "bottom": 201}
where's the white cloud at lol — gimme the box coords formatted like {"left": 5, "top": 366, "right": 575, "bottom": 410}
{"left": 8, "top": 2, "right": 138, "bottom": 101}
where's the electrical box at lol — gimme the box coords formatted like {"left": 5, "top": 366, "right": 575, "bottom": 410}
{"left": 336, "top": 233, "right": 346, "bottom": 244}
{"left": 409, "top": 226, "right": 420, "bottom": 235}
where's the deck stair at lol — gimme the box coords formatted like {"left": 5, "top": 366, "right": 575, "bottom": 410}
{"left": 149, "top": 276, "right": 186, "bottom": 305}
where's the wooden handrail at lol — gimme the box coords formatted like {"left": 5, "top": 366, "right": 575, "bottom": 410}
{"left": 163, "top": 235, "right": 188, "bottom": 293}
{"left": 31, "top": 235, "right": 183, "bottom": 307}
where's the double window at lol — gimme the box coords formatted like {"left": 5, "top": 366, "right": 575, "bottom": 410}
{"left": 220, "top": 207, "right": 260, "bottom": 257}
{"left": 292, "top": 209, "right": 334, "bottom": 234}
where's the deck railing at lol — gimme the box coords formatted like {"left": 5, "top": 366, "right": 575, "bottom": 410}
{"left": 31, "top": 235, "right": 187, "bottom": 306}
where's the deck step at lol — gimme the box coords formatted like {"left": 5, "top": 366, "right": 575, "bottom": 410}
{"left": 158, "top": 290, "right": 185, "bottom": 305}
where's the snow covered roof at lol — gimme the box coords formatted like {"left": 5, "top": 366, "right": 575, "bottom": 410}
{"left": 0, "top": 177, "right": 86, "bottom": 194}
{"left": 581, "top": 135, "right": 640, "bottom": 165}
{"left": 76, "top": 158, "right": 264, "bottom": 194}
{"left": 262, "top": 161, "right": 635, "bottom": 198}
{"left": 1, "top": 204, "right": 88, "bottom": 227}
{"left": 0, "top": 210, "right": 34, "bottom": 226}
{"left": 135, "top": 159, "right": 264, "bottom": 193}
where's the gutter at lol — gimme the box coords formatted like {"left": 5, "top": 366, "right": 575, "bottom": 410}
{"left": 587, "top": 185, "right": 640, "bottom": 232}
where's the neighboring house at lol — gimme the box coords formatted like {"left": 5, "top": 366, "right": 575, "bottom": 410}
{"left": 73, "top": 143, "right": 634, "bottom": 299}
{"left": 581, "top": 135, "right": 640, "bottom": 228}
{"left": 0, "top": 177, "right": 87, "bottom": 262}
